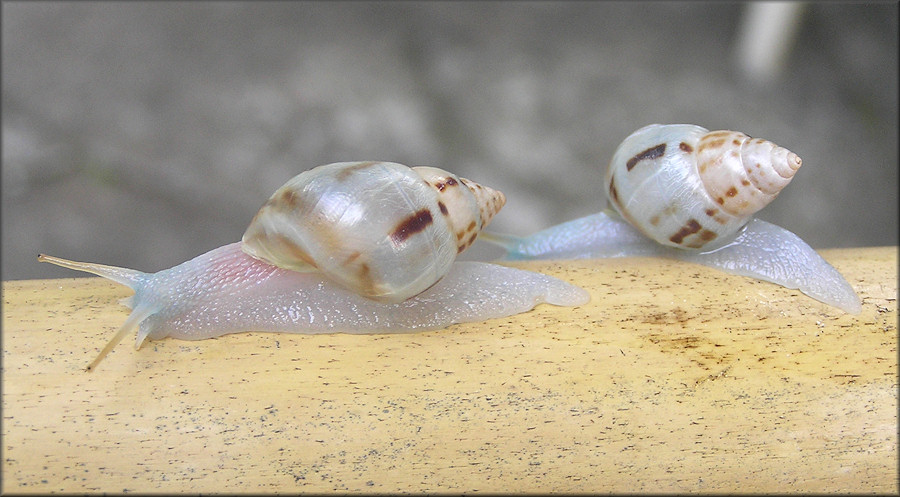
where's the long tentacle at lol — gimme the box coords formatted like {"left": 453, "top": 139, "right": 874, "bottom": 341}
{"left": 39, "top": 253, "right": 155, "bottom": 371}
{"left": 37, "top": 254, "right": 144, "bottom": 288}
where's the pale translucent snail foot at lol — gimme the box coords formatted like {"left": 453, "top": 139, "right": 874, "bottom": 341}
{"left": 482, "top": 211, "right": 861, "bottom": 314}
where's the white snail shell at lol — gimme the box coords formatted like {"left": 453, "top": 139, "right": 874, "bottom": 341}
{"left": 481, "top": 124, "right": 861, "bottom": 314}
{"left": 606, "top": 124, "right": 802, "bottom": 250}
{"left": 38, "top": 160, "right": 589, "bottom": 371}
{"left": 241, "top": 161, "right": 506, "bottom": 303}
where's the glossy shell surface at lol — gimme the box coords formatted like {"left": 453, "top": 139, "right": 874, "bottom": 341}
{"left": 242, "top": 161, "right": 505, "bottom": 302}
{"left": 606, "top": 124, "right": 802, "bottom": 250}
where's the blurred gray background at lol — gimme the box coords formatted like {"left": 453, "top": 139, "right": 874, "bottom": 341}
{"left": 3, "top": 1, "right": 897, "bottom": 281}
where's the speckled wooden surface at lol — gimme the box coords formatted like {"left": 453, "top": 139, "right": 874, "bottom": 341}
{"left": 3, "top": 247, "right": 896, "bottom": 493}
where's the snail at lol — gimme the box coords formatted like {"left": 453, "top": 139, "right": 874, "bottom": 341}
{"left": 481, "top": 124, "right": 861, "bottom": 314}
{"left": 39, "top": 161, "right": 590, "bottom": 371}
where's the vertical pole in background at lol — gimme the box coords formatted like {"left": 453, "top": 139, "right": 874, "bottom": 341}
{"left": 734, "top": 2, "right": 807, "bottom": 85}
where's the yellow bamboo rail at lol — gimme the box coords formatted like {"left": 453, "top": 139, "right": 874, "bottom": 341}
{"left": 2, "top": 246, "right": 896, "bottom": 493}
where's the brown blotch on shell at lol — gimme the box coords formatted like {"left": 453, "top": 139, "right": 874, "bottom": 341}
{"left": 701, "top": 137, "right": 727, "bottom": 150}
{"left": 262, "top": 188, "right": 310, "bottom": 214}
{"left": 726, "top": 186, "right": 738, "bottom": 197}
{"left": 608, "top": 181, "right": 620, "bottom": 205}
{"left": 252, "top": 232, "right": 319, "bottom": 268}
{"left": 433, "top": 177, "right": 459, "bottom": 192}
{"left": 454, "top": 220, "right": 480, "bottom": 250}
{"left": 456, "top": 231, "right": 478, "bottom": 253}
{"left": 278, "top": 189, "right": 300, "bottom": 209}
{"left": 669, "top": 219, "right": 702, "bottom": 245}
{"left": 356, "top": 262, "right": 377, "bottom": 296}
{"left": 390, "top": 209, "right": 434, "bottom": 244}
{"left": 703, "top": 207, "right": 728, "bottom": 225}
{"left": 437, "top": 201, "right": 448, "bottom": 215}
{"left": 705, "top": 130, "right": 733, "bottom": 139}
{"left": 344, "top": 251, "right": 362, "bottom": 265}
{"left": 684, "top": 233, "right": 716, "bottom": 249}
{"left": 626, "top": 143, "right": 667, "bottom": 171}
{"left": 335, "top": 161, "right": 379, "bottom": 181}
{"left": 608, "top": 179, "right": 644, "bottom": 235}
{"left": 679, "top": 142, "right": 693, "bottom": 153}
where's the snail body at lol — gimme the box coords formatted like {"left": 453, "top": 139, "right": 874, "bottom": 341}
{"left": 39, "top": 161, "right": 590, "bottom": 370}
{"left": 39, "top": 244, "right": 588, "bottom": 371}
{"left": 482, "top": 124, "right": 860, "bottom": 314}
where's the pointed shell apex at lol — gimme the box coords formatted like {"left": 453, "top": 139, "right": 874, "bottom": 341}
{"left": 697, "top": 130, "right": 802, "bottom": 216}
{"left": 412, "top": 166, "right": 506, "bottom": 254}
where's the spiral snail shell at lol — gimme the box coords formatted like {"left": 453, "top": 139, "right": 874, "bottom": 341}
{"left": 606, "top": 124, "right": 801, "bottom": 250}
{"left": 242, "top": 161, "right": 505, "bottom": 303}
{"left": 482, "top": 124, "right": 860, "bottom": 314}
{"left": 38, "top": 161, "right": 590, "bottom": 371}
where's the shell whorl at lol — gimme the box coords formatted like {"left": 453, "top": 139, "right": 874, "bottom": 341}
{"left": 413, "top": 166, "right": 506, "bottom": 254}
{"left": 241, "top": 161, "right": 505, "bottom": 303}
{"left": 606, "top": 124, "right": 802, "bottom": 250}
{"left": 696, "top": 129, "right": 802, "bottom": 217}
